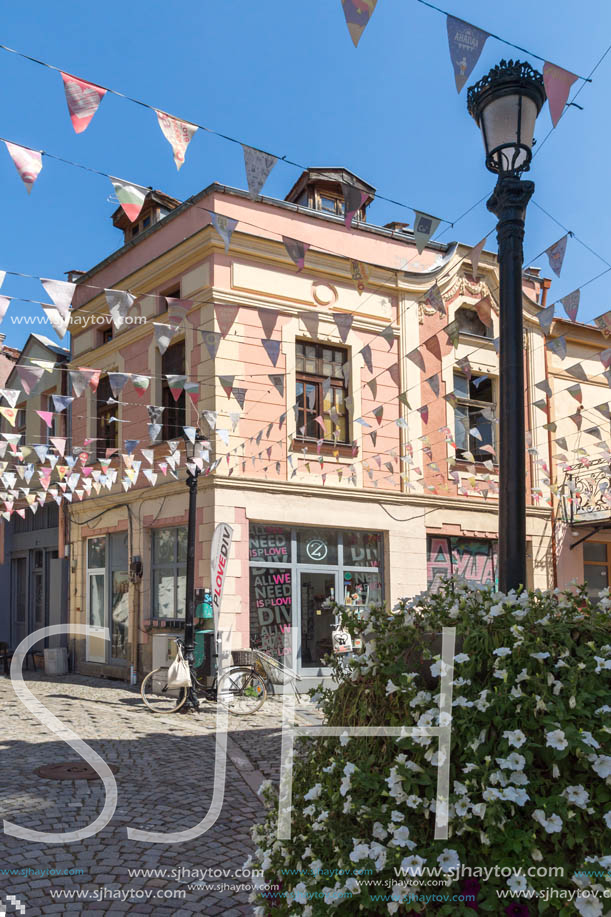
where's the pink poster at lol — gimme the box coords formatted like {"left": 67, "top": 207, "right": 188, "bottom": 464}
{"left": 61, "top": 73, "right": 107, "bottom": 134}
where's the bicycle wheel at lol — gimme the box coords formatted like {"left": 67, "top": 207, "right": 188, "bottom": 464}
{"left": 217, "top": 666, "right": 266, "bottom": 715}
{"left": 141, "top": 668, "right": 187, "bottom": 714}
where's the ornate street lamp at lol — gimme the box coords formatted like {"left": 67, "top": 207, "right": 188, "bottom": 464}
{"left": 467, "top": 61, "right": 546, "bottom": 592}
{"left": 182, "top": 430, "right": 207, "bottom": 710}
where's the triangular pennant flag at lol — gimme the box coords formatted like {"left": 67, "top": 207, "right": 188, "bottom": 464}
{"left": 413, "top": 212, "right": 441, "bottom": 254}
{"left": 446, "top": 16, "right": 489, "bottom": 93}
{"left": 14, "top": 364, "right": 44, "bottom": 395}
{"left": 426, "top": 374, "right": 440, "bottom": 397}
{"left": 369, "top": 430, "right": 377, "bottom": 448}
{"left": 341, "top": 0, "right": 377, "bottom": 47}
{"left": 215, "top": 304, "right": 240, "bottom": 338}
{"left": 35, "top": 410, "right": 53, "bottom": 429}
{"left": 407, "top": 347, "right": 425, "bottom": 372}
{"left": 282, "top": 237, "right": 310, "bottom": 271}
{"left": 535, "top": 379, "right": 552, "bottom": 398}
{"left": 184, "top": 382, "right": 199, "bottom": 405}
{"left": 41, "top": 305, "right": 70, "bottom": 340}
{"left": 538, "top": 304, "right": 555, "bottom": 336}
{"left": 545, "top": 234, "right": 569, "bottom": 278}
{"left": 560, "top": 289, "right": 580, "bottom": 322}
{"left": 258, "top": 308, "right": 278, "bottom": 339}
{"left": 0, "top": 389, "right": 20, "bottom": 408}
{"left": 40, "top": 278, "right": 75, "bottom": 318}
{"left": 154, "top": 323, "right": 178, "bottom": 356}
{"left": 388, "top": 363, "right": 400, "bottom": 387}
{"left": 569, "top": 412, "right": 583, "bottom": 430}
{"left": 78, "top": 368, "right": 101, "bottom": 392}
{"left": 109, "top": 177, "right": 148, "bottom": 223}
{"left": 166, "top": 297, "right": 192, "bottom": 327}
{"left": 269, "top": 374, "right": 284, "bottom": 397}
{"left": 567, "top": 384, "right": 583, "bottom": 403}
{"left": 373, "top": 405, "right": 384, "bottom": 425}
{"left": 444, "top": 319, "right": 460, "bottom": 349}
{"left": 29, "top": 359, "right": 55, "bottom": 373}
{"left": 105, "top": 289, "right": 135, "bottom": 330}
{"left": 61, "top": 72, "right": 106, "bottom": 133}
{"left": 474, "top": 295, "right": 493, "bottom": 328}
{"left": 297, "top": 310, "right": 319, "bottom": 339}
{"left": 5, "top": 142, "right": 42, "bottom": 193}
{"left": 108, "top": 373, "right": 130, "bottom": 398}
{"left": 593, "top": 310, "right": 611, "bottom": 336}
{"left": 333, "top": 312, "right": 353, "bottom": 343}
{"left": 155, "top": 110, "right": 197, "bottom": 169}
{"left": 600, "top": 348, "right": 611, "bottom": 370}
{"left": 242, "top": 145, "right": 277, "bottom": 198}
{"left": 0, "top": 295, "right": 10, "bottom": 322}
{"left": 565, "top": 362, "right": 588, "bottom": 381}
{"left": 210, "top": 213, "right": 238, "bottom": 253}
{"left": 594, "top": 403, "right": 610, "bottom": 420}
{"left": 0, "top": 408, "right": 17, "bottom": 426}
{"left": 547, "top": 336, "right": 567, "bottom": 360}
{"left": 233, "top": 388, "right": 247, "bottom": 410}
{"left": 366, "top": 378, "right": 377, "bottom": 400}
{"left": 425, "top": 283, "right": 446, "bottom": 317}
{"left": 342, "top": 183, "right": 368, "bottom": 229}
{"left": 148, "top": 423, "right": 162, "bottom": 443}
{"left": 50, "top": 437, "right": 66, "bottom": 457}
{"left": 69, "top": 370, "right": 87, "bottom": 398}
{"left": 470, "top": 235, "right": 487, "bottom": 278}
{"left": 417, "top": 405, "right": 429, "bottom": 425}
{"left": 219, "top": 376, "right": 234, "bottom": 398}
{"left": 262, "top": 339, "right": 281, "bottom": 366}
{"left": 132, "top": 375, "right": 150, "bottom": 397}
{"left": 360, "top": 344, "right": 373, "bottom": 373}
{"left": 165, "top": 375, "right": 187, "bottom": 401}
{"left": 543, "top": 62, "right": 579, "bottom": 129}
{"left": 147, "top": 405, "right": 164, "bottom": 424}
{"left": 33, "top": 444, "right": 49, "bottom": 463}
{"left": 380, "top": 324, "right": 395, "bottom": 349}
{"left": 124, "top": 439, "right": 140, "bottom": 455}
{"left": 350, "top": 260, "right": 369, "bottom": 294}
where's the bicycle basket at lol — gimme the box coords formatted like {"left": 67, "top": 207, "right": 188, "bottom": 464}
{"left": 253, "top": 649, "right": 301, "bottom": 686}
{"left": 231, "top": 649, "right": 255, "bottom": 666}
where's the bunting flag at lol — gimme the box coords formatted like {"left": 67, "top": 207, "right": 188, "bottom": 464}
{"left": 341, "top": 0, "right": 377, "bottom": 47}
{"left": 0, "top": 389, "right": 20, "bottom": 408}
{"left": 537, "top": 304, "right": 555, "bottom": 335}
{"left": 5, "top": 142, "right": 43, "bottom": 193}
{"left": 154, "top": 323, "right": 178, "bottom": 355}
{"left": 350, "top": 260, "right": 369, "bottom": 294}
{"left": 469, "top": 235, "right": 487, "bottom": 278}
{"left": 360, "top": 343, "right": 373, "bottom": 373}
{"left": 297, "top": 310, "right": 319, "bottom": 339}
{"left": 105, "top": 289, "right": 135, "bottom": 329}
{"left": 0, "top": 295, "right": 10, "bottom": 323}
{"left": 600, "top": 348, "right": 611, "bottom": 370}
{"left": 0, "top": 408, "right": 17, "bottom": 426}
{"left": 594, "top": 403, "right": 611, "bottom": 420}
{"left": 565, "top": 362, "right": 588, "bottom": 381}
{"left": 219, "top": 376, "right": 234, "bottom": 398}
{"left": 593, "top": 310, "right": 611, "bottom": 336}
{"left": 215, "top": 304, "right": 239, "bottom": 338}
{"left": 262, "top": 339, "right": 281, "bottom": 366}
{"left": 546, "top": 336, "right": 567, "bottom": 360}
{"left": 343, "top": 183, "right": 369, "bottom": 229}
{"left": 333, "top": 311, "right": 353, "bottom": 343}
{"left": 388, "top": 363, "right": 400, "bottom": 386}
{"left": 40, "top": 278, "right": 75, "bottom": 318}
{"left": 166, "top": 297, "right": 192, "bottom": 327}
{"left": 543, "top": 62, "right": 579, "bottom": 129}
{"left": 444, "top": 319, "right": 460, "bottom": 349}
{"left": 201, "top": 330, "right": 222, "bottom": 359}
{"left": 166, "top": 375, "right": 187, "bottom": 401}
{"left": 425, "top": 283, "right": 446, "bottom": 317}
{"left": 50, "top": 437, "right": 66, "bottom": 457}
{"left": 210, "top": 213, "right": 238, "bottom": 253}
{"left": 41, "top": 305, "right": 70, "bottom": 340}
{"left": 14, "top": 364, "right": 44, "bottom": 395}
{"left": 108, "top": 373, "right": 130, "bottom": 398}
{"left": 132, "top": 375, "right": 150, "bottom": 397}
{"left": 446, "top": 16, "right": 489, "bottom": 93}
{"left": 242, "top": 145, "right": 277, "bottom": 198}
{"left": 148, "top": 423, "right": 162, "bottom": 443}
{"left": 366, "top": 378, "right": 377, "bottom": 400}
{"left": 233, "top": 388, "right": 247, "bottom": 410}
{"left": 535, "top": 379, "right": 552, "bottom": 398}
{"left": 147, "top": 405, "right": 164, "bottom": 424}
{"left": 380, "top": 323, "right": 395, "bottom": 349}
{"left": 413, "top": 212, "right": 441, "bottom": 254}
{"left": 269, "top": 374, "right": 284, "bottom": 397}
{"left": 426, "top": 374, "right": 440, "bottom": 397}
{"left": 282, "top": 237, "right": 310, "bottom": 271}
{"left": 155, "top": 110, "right": 197, "bottom": 169}
{"left": 373, "top": 405, "right": 384, "bottom": 425}
{"left": 407, "top": 347, "right": 425, "bottom": 372}
{"left": 258, "top": 308, "right": 278, "bottom": 339}
{"left": 567, "top": 383, "right": 583, "bottom": 403}
{"left": 417, "top": 405, "right": 429, "bottom": 424}
{"left": 78, "top": 368, "right": 101, "bottom": 392}
{"left": 545, "top": 234, "right": 568, "bottom": 278}
{"left": 560, "top": 289, "right": 580, "bottom": 322}
{"left": 109, "top": 177, "right": 148, "bottom": 223}
{"left": 184, "top": 382, "right": 199, "bottom": 405}
{"left": 60, "top": 72, "right": 107, "bottom": 133}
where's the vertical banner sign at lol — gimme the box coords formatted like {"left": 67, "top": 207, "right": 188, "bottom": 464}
{"left": 61, "top": 73, "right": 107, "bottom": 133}
{"left": 211, "top": 523, "right": 234, "bottom": 669}
{"left": 351, "top": 260, "right": 369, "bottom": 294}
{"left": 154, "top": 111, "right": 198, "bottom": 169}
{"left": 446, "top": 17, "right": 489, "bottom": 92}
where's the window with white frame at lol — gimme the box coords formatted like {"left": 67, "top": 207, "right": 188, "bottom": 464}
{"left": 151, "top": 527, "right": 187, "bottom": 619}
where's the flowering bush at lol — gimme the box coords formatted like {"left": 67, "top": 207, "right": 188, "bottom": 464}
{"left": 250, "top": 582, "right": 611, "bottom": 915}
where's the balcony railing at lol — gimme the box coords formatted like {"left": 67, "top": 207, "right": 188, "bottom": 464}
{"left": 560, "top": 458, "right": 611, "bottom": 526}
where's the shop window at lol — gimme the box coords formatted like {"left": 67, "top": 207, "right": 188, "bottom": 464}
{"left": 162, "top": 340, "right": 186, "bottom": 441}
{"left": 296, "top": 341, "right": 349, "bottom": 443}
{"left": 427, "top": 535, "right": 497, "bottom": 590}
{"left": 583, "top": 542, "right": 609, "bottom": 600}
{"left": 455, "top": 306, "right": 492, "bottom": 338}
{"left": 297, "top": 528, "right": 338, "bottom": 565}
{"left": 249, "top": 524, "right": 292, "bottom": 563}
{"left": 250, "top": 566, "right": 293, "bottom": 660}
{"left": 96, "top": 375, "right": 118, "bottom": 459}
{"left": 454, "top": 372, "right": 495, "bottom": 462}
{"left": 151, "top": 527, "right": 187, "bottom": 619}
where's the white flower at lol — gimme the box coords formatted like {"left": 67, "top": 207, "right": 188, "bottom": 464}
{"left": 453, "top": 696, "right": 474, "bottom": 708}
{"left": 503, "top": 729, "right": 527, "bottom": 748}
{"left": 386, "top": 679, "right": 400, "bottom": 695}
{"left": 531, "top": 848, "right": 543, "bottom": 862}
{"left": 303, "top": 804, "right": 315, "bottom": 817}
{"left": 474, "top": 690, "right": 490, "bottom": 712}
{"left": 472, "top": 802, "right": 486, "bottom": 818}
{"left": 437, "top": 848, "right": 460, "bottom": 872}
{"left": 349, "top": 842, "right": 370, "bottom": 863}
{"left": 455, "top": 798, "right": 471, "bottom": 816}
{"left": 589, "top": 755, "right": 611, "bottom": 778}
{"left": 390, "top": 809, "right": 404, "bottom": 822}
{"left": 429, "top": 750, "right": 447, "bottom": 767}
{"left": 544, "top": 814, "right": 563, "bottom": 834}
{"left": 372, "top": 821, "right": 388, "bottom": 840}
{"left": 483, "top": 788, "right": 500, "bottom": 802}
{"left": 293, "top": 882, "right": 308, "bottom": 904}
{"left": 409, "top": 690, "right": 432, "bottom": 707}
{"left": 595, "top": 705, "right": 611, "bottom": 715}
{"left": 501, "top": 787, "right": 529, "bottom": 806}
{"left": 344, "top": 762, "right": 356, "bottom": 776}
{"left": 580, "top": 731, "right": 600, "bottom": 749}
{"left": 510, "top": 771, "right": 529, "bottom": 786}
{"left": 506, "top": 753, "right": 526, "bottom": 771}
{"left": 430, "top": 660, "right": 449, "bottom": 678}
{"left": 507, "top": 874, "right": 527, "bottom": 892}
{"left": 603, "top": 811, "right": 611, "bottom": 829}
{"left": 257, "top": 779, "right": 272, "bottom": 795}
{"left": 340, "top": 732, "right": 350, "bottom": 746}
{"left": 390, "top": 826, "right": 412, "bottom": 847}
{"left": 545, "top": 729, "right": 568, "bottom": 751}
{"left": 563, "top": 785, "right": 590, "bottom": 808}
{"left": 575, "top": 894, "right": 603, "bottom": 916}
{"left": 405, "top": 794, "right": 421, "bottom": 809}
{"left": 594, "top": 656, "right": 611, "bottom": 674}
{"left": 454, "top": 781, "right": 468, "bottom": 796}
{"left": 493, "top": 647, "right": 512, "bottom": 657}
{"left": 454, "top": 653, "right": 470, "bottom": 663}
{"left": 530, "top": 652, "right": 550, "bottom": 660}
{"left": 401, "top": 854, "right": 426, "bottom": 876}
{"left": 369, "top": 841, "right": 387, "bottom": 870}
{"left": 304, "top": 783, "right": 322, "bottom": 801}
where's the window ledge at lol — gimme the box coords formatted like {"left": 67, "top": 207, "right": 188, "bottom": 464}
{"left": 453, "top": 458, "right": 499, "bottom": 473}
{"left": 292, "top": 438, "right": 355, "bottom": 458}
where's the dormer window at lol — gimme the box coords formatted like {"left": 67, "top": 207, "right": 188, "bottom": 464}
{"left": 285, "top": 167, "right": 374, "bottom": 223}
{"left": 319, "top": 194, "right": 345, "bottom": 216}
{"left": 112, "top": 191, "right": 180, "bottom": 244}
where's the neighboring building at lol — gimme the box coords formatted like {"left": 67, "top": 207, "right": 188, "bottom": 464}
{"left": 63, "top": 165, "right": 606, "bottom": 688}
{"left": 0, "top": 335, "right": 70, "bottom": 654}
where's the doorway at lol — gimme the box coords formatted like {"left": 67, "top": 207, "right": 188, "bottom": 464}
{"left": 298, "top": 570, "right": 338, "bottom": 672}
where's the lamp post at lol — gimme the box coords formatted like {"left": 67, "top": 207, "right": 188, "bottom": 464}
{"left": 467, "top": 60, "right": 546, "bottom": 592}
{"left": 183, "top": 430, "right": 206, "bottom": 710}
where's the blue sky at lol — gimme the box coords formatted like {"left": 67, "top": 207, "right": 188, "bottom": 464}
{"left": 0, "top": 0, "right": 609, "bottom": 348}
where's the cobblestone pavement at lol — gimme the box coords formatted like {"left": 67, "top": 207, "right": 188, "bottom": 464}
{"left": 0, "top": 672, "right": 321, "bottom": 916}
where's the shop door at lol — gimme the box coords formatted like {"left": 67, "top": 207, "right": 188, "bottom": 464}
{"left": 298, "top": 570, "right": 338, "bottom": 673}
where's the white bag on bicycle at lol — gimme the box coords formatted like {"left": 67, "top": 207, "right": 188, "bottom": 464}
{"left": 167, "top": 644, "right": 192, "bottom": 689}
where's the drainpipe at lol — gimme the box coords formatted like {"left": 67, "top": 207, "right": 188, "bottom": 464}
{"left": 543, "top": 338, "right": 558, "bottom": 588}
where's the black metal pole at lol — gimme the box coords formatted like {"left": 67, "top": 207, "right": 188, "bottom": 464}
{"left": 487, "top": 176, "right": 534, "bottom": 593}
{"left": 183, "top": 466, "right": 200, "bottom": 710}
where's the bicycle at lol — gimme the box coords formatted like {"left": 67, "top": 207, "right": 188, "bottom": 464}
{"left": 140, "top": 638, "right": 267, "bottom": 715}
